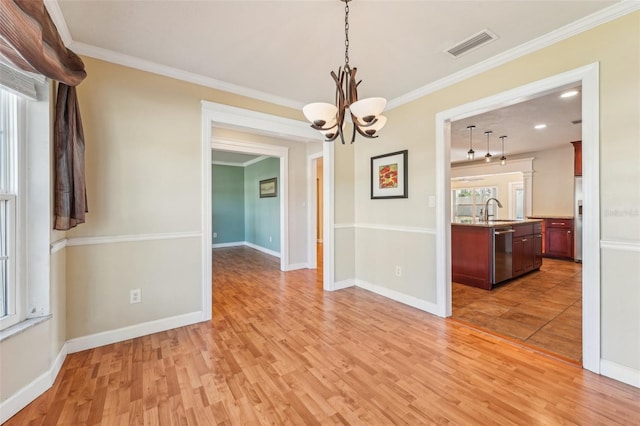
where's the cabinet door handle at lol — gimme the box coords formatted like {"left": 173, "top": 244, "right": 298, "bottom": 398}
{"left": 552, "top": 222, "right": 566, "bottom": 225}
{"left": 522, "top": 238, "right": 528, "bottom": 242}
{"left": 568, "top": 231, "right": 572, "bottom": 234}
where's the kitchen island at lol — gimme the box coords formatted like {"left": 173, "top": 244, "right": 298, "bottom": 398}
{"left": 452, "top": 219, "right": 543, "bottom": 290}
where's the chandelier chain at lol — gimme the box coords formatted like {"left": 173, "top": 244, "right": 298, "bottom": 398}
{"left": 344, "top": 1, "right": 350, "bottom": 66}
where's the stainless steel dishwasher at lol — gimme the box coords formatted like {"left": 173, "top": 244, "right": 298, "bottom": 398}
{"left": 492, "top": 226, "right": 514, "bottom": 284}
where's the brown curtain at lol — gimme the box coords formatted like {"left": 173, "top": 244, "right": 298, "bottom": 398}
{"left": 53, "top": 84, "right": 86, "bottom": 230}
{"left": 0, "top": 0, "right": 88, "bottom": 230}
{"left": 0, "top": 0, "right": 85, "bottom": 85}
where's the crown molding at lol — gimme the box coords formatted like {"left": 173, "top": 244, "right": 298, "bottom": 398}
{"left": 44, "top": 0, "right": 72, "bottom": 46}
{"left": 44, "top": 0, "right": 638, "bottom": 111}
{"left": 387, "top": 0, "right": 640, "bottom": 110}
{"left": 68, "top": 41, "right": 304, "bottom": 110}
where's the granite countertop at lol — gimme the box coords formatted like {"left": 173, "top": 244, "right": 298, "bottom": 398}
{"left": 527, "top": 215, "right": 574, "bottom": 220}
{"left": 452, "top": 218, "right": 543, "bottom": 228}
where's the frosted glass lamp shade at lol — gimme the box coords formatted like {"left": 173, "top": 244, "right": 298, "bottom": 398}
{"left": 349, "top": 97, "right": 386, "bottom": 122}
{"left": 303, "top": 102, "right": 338, "bottom": 127}
{"left": 363, "top": 115, "right": 387, "bottom": 136}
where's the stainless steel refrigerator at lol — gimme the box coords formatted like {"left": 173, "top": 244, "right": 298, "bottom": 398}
{"left": 574, "top": 176, "right": 583, "bottom": 262}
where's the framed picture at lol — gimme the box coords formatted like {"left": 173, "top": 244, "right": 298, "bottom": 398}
{"left": 259, "top": 177, "right": 277, "bottom": 198}
{"left": 371, "top": 150, "right": 408, "bottom": 199}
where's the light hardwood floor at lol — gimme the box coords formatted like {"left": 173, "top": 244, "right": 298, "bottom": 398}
{"left": 5, "top": 247, "right": 638, "bottom": 425}
{"left": 452, "top": 258, "right": 582, "bottom": 363}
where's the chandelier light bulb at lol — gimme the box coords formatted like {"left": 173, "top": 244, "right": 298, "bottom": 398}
{"left": 350, "top": 97, "right": 386, "bottom": 121}
{"left": 302, "top": 103, "right": 338, "bottom": 127}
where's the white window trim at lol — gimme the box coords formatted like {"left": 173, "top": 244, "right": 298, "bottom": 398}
{"left": 0, "top": 91, "right": 23, "bottom": 330}
{"left": 0, "top": 80, "right": 51, "bottom": 334}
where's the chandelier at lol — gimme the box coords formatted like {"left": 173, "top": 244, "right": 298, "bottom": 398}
{"left": 302, "top": 0, "right": 387, "bottom": 144}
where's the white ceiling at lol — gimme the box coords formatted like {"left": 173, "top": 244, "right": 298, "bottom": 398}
{"left": 51, "top": 0, "right": 626, "bottom": 159}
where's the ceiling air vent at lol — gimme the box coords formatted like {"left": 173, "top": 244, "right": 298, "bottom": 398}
{"left": 446, "top": 29, "right": 497, "bottom": 58}
{"left": 572, "top": 119, "right": 582, "bottom": 125}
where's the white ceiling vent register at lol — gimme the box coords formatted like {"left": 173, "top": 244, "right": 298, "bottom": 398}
{"left": 446, "top": 29, "right": 498, "bottom": 58}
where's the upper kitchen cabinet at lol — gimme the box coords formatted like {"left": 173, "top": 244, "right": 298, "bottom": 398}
{"left": 571, "top": 141, "right": 582, "bottom": 176}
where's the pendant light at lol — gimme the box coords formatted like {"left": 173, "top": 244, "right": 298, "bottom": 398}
{"left": 484, "top": 130, "right": 493, "bottom": 162}
{"left": 499, "top": 135, "right": 507, "bottom": 165}
{"left": 302, "top": 0, "right": 386, "bottom": 144}
{"left": 466, "top": 125, "right": 475, "bottom": 160}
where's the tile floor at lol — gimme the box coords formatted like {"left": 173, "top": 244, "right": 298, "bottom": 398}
{"left": 452, "top": 257, "right": 582, "bottom": 363}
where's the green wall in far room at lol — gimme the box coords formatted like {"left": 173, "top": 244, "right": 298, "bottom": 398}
{"left": 212, "top": 165, "right": 245, "bottom": 244}
{"left": 244, "top": 157, "right": 280, "bottom": 252}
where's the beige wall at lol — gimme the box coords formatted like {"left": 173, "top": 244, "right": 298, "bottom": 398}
{"left": 518, "top": 144, "right": 575, "bottom": 217}
{"left": 351, "top": 12, "right": 640, "bottom": 371}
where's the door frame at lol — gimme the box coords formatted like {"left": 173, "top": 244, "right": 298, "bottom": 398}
{"left": 435, "top": 63, "right": 600, "bottom": 373}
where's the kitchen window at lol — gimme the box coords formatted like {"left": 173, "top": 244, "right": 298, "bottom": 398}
{"left": 452, "top": 186, "right": 498, "bottom": 223}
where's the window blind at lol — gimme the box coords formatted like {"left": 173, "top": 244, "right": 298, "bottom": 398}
{"left": 0, "top": 62, "right": 39, "bottom": 100}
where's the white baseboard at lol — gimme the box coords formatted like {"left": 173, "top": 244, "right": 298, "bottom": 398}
{"left": 355, "top": 279, "right": 440, "bottom": 316}
{"left": 211, "top": 241, "right": 281, "bottom": 258}
{"left": 212, "top": 241, "right": 244, "bottom": 248}
{"left": 66, "top": 311, "right": 205, "bottom": 354}
{"left": 1, "top": 310, "right": 205, "bottom": 423}
{"left": 244, "top": 242, "right": 281, "bottom": 258}
{"left": 600, "top": 359, "right": 640, "bottom": 388}
{"left": 0, "top": 341, "right": 68, "bottom": 424}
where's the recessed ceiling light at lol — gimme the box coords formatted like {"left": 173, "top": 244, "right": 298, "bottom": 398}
{"left": 534, "top": 124, "right": 547, "bottom": 129}
{"left": 560, "top": 90, "right": 579, "bottom": 98}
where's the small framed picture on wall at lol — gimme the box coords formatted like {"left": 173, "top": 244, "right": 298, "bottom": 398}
{"left": 259, "top": 177, "right": 277, "bottom": 198}
{"left": 370, "top": 150, "right": 408, "bottom": 199}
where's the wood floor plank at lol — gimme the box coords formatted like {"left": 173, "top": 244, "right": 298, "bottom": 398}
{"left": 4, "top": 246, "right": 639, "bottom": 425}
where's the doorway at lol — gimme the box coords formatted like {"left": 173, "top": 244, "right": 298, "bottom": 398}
{"left": 212, "top": 139, "right": 289, "bottom": 270}
{"left": 434, "top": 63, "right": 601, "bottom": 373}
{"left": 200, "top": 101, "right": 332, "bottom": 322}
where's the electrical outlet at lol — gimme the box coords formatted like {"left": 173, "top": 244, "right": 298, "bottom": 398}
{"left": 213, "top": 232, "right": 217, "bottom": 238}
{"left": 130, "top": 288, "right": 141, "bottom": 304}
{"left": 395, "top": 266, "right": 402, "bottom": 277}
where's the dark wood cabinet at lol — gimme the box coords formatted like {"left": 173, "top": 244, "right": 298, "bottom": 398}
{"left": 512, "top": 222, "right": 542, "bottom": 277}
{"left": 451, "top": 225, "right": 492, "bottom": 290}
{"left": 545, "top": 219, "right": 574, "bottom": 259}
{"left": 533, "top": 232, "right": 543, "bottom": 269}
{"left": 571, "top": 141, "right": 582, "bottom": 176}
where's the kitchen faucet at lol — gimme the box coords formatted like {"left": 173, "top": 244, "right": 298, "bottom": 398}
{"left": 484, "top": 197, "right": 503, "bottom": 222}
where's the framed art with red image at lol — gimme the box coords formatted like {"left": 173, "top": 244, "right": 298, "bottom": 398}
{"left": 370, "top": 150, "right": 408, "bottom": 199}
